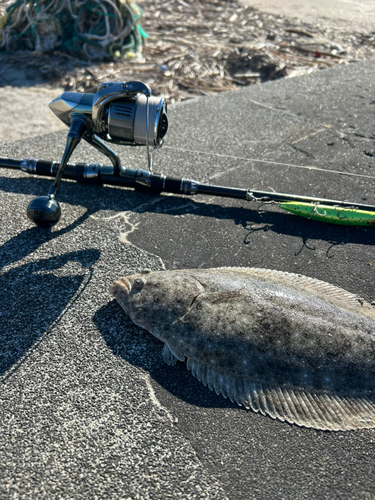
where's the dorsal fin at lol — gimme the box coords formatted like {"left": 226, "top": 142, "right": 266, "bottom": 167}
{"left": 190, "top": 267, "right": 375, "bottom": 321}
{"left": 186, "top": 357, "right": 375, "bottom": 431}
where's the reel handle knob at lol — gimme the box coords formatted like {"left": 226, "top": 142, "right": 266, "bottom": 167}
{"left": 27, "top": 196, "right": 61, "bottom": 227}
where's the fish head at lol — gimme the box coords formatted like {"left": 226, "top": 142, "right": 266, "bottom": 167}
{"left": 109, "top": 270, "right": 204, "bottom": 336}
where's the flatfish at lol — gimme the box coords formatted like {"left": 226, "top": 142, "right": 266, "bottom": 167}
{"left": 109, "top": 267, "right": 375, "bottom": 431}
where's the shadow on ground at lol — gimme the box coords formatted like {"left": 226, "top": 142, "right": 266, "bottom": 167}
{"left": 94, "top": 299, "right": 237, "bottom": 410}
{"left": 0, "top": 248, "right": 100, "bottom": 378}
{"left": 0, "top": 53, "right": 93, "bottom": 88}
{"left": 1, "top": 175, "right": 374, "bottom": 250}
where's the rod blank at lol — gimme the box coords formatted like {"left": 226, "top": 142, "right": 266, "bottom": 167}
{"left": 1, "top": 157, "right": 375, "bottom": 213}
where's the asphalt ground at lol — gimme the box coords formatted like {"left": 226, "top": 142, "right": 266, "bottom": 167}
{"left": 0, "top": 60, "right": 375, "bottom": 498}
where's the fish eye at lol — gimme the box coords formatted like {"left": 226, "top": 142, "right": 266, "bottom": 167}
{"left": 133, "top": 279, "right": 145, "bottom": 290}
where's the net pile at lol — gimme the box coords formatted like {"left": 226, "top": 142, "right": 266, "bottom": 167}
{"left": 0, "top": 0, "right": 146, "bottom": 59}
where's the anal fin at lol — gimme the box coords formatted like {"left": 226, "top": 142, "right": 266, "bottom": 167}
{"left": 185, "top": 357, "right": 375, "bottom": 431}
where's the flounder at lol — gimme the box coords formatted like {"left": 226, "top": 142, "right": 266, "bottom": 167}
{"left": 109, "top": 267, "right": 375, "bottom": 431}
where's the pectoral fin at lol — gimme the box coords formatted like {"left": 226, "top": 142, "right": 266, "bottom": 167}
{"left": 162, "top": 342, "right": 185, "bottom": 365}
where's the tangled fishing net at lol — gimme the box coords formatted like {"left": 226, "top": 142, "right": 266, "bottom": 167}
{"left": 0, "top": 0, "right": 147, "bottom": 59}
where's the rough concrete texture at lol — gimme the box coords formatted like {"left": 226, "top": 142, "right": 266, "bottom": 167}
{"left": 0, "top": 61, "right": 375, "bottom": 498}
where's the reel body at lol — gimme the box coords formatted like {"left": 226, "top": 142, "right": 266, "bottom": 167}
{"left": 28, "top": 81, "right": 168, "bottom": 227}
{"left": 48, "top": 83, "right": 168, "bottom": 148}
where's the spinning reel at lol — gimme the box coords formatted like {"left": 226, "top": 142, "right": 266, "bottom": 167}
{"left": 27, "top": 81, "right": 168, "bottom": 227}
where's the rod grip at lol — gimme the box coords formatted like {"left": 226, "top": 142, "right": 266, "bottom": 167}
{"left": 164, "top": 177, "right": 181, "bottom": 194}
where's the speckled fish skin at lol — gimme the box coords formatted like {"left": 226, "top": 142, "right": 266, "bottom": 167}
{"left": 109, "top": 267, "right": 375, "bottom": 431}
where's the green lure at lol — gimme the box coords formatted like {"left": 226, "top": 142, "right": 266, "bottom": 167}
{"left": 280, "top": 202, "right": 375, "bottom": 226}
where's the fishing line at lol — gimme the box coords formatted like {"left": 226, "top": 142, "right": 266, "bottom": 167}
{"left": 164, "top": 146, "right": 375, "bottom": 180}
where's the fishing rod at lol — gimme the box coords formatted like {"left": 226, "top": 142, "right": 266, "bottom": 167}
{"left": 1, "top": 156, "right": 375, "bottom": 227}
{"left": 1, "top": 80, "right": 374, "bottom": 227}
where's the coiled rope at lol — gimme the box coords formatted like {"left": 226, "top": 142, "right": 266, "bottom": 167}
{"left": 0, "top": 0, "right": 147, "bottom": 59}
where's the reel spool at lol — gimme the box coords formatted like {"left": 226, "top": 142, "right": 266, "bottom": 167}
{"left": 107, "top": 94, "right": 168, "bottom": 146}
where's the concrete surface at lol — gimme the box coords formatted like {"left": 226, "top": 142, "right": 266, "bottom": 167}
{"left": 0, "top": 60, "right": 374, "bottom": 499}
{"left": 239, "top": 0, "right": 375, "bottom": 31}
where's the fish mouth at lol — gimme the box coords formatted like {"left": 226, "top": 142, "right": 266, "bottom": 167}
{"left": 109, "top": 278, "right": 132, "bottom": 296}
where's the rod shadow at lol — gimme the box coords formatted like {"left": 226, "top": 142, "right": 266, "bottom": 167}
{"left": 1, "top": 175, "right": 374, "bottom": 250}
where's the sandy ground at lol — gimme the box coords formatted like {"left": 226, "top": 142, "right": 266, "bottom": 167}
{"left": 0, "top": 85, "right": 66, "bottom": 142}
{"left": 0, "top": 49, "right": 65, "bottom": 141}
{"left": 239, "top": 0, "right": 375, "bottom": 31}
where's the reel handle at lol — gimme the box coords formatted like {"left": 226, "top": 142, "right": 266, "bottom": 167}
{"left": 27, "top": 113, "right": 92, "bottom": 227}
